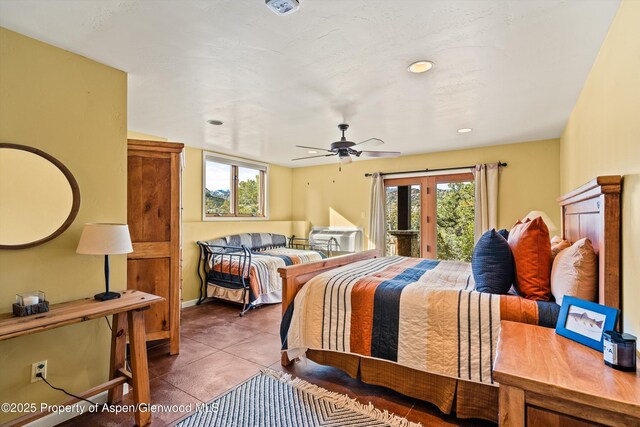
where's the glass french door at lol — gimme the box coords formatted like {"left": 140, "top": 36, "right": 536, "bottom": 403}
{"left": 434, "top": 174, "right": 475, "bottom": 262}
{"left": 385, "top": 177, "right": 429, "bottom": 258}
{"left": 384, "top": 173, "right": 474, "bottom": 260}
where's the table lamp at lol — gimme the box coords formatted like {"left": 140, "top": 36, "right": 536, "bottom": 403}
{"left": 523, "top": 210, "right": 557, "bottom": 234}
{"left": 76, "top": 223, "right": 133, "bottom": 301}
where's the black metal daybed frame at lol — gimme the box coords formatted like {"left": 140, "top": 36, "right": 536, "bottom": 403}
{"left": 196, "top": 242, "right": 254, "bottom": 316}
{"left": 196, "top": 236, "right": 338, "bottom": 316}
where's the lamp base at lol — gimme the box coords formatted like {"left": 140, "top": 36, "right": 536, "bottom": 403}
{"left": 94, "top": 291, "right": 121, "bottom": 301}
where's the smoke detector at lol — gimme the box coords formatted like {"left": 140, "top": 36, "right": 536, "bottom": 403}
{"left": 265, "top": 0, "right": 299, "bottom": 15}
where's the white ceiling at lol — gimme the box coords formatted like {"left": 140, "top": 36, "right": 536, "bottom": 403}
{"left": 0, "top": 0, "right": 620, "bottom": 167}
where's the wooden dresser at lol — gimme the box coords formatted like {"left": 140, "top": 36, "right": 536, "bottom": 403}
{"left": 127, "top": 139, "right": 183, "bottom": 355}
{"left": 494, "top": 321, "right": 640, "bottom": 427}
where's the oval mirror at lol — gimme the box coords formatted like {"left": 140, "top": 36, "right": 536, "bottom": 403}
{"left": 0, "top": 143, "right": 80, "bottom": 249}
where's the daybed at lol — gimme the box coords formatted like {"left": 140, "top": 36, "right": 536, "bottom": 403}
{"left": 197, "top": 232, "right": 326, "bottom": 315}
{"left": 278, "top": 176, "right": 622, "bottom": 423}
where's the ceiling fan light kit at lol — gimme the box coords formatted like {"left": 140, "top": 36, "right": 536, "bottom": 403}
{"left": 292, "top": 123, "right": 401, "bottom": 164}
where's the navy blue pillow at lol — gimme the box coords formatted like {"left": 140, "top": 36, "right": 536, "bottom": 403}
{"left": 472, "top": 229, "right": 514, "bottom": 294}
{"left": 498, "top": 228, "right": 509, "bottom": 240}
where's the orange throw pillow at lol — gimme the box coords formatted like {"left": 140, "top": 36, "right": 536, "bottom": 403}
{"left": 508, "top": 217, "right": 552, "bottom": 301}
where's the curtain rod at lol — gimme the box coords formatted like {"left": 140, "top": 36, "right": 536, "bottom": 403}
{"left": 364, "top": 161, "right": 507, "bottom": 177}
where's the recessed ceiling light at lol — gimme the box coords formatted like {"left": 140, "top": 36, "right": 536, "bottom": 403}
{"left": 457, "top": 128, "right": 472, "bottom": 133}
{"left": 207, "top": 120, "right": 224, "bottom": 126}
{"left": 308, "top": 150, "right": 318, "bottom": 154}
{"left": 408, "top": 60, "right": 434, "bottom": 74}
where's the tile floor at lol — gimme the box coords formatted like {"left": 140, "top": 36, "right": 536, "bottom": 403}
{"left": 62, "top": 302, "right": 495, "bottom": 426}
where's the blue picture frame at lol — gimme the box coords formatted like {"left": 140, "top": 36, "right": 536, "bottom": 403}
{"left": 555, "top": 296, "right": 619, "bottom": 352}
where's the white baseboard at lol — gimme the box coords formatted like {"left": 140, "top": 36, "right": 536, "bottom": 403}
{"left": 25, "top": 385, "right": 129, "bottom": 427}
{"left": 181, "top": 298, "right": 199, "bottom": 309}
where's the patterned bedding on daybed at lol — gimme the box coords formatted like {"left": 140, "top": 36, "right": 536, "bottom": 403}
{"left": 281, "top": 256, "right": 559, "bottom": 385}
{"left": 208, "top": 247, "right": 326, "bottom": 305}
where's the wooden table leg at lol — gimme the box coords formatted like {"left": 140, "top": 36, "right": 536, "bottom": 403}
{"left": 281, "top": 352, "right": 293, "bottom": 366}
{"left": 499, "top": 384, "right": 525, "bottom": 427}
{"left": 128, "top": 309, "right": 151, "bottom": 427}
{"left": 107, "top": 312, "right": 128, "bottom": 404}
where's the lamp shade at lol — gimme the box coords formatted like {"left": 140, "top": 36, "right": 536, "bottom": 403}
{"left": 76, "top": 223, "right": 133, "bottom": 255}
{"left": 523, "top": 210, "right": 557, "bottom": 232}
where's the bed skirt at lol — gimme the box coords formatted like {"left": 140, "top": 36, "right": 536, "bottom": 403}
{"left": 305, "top": 349, "right": 498, "bottom": 423}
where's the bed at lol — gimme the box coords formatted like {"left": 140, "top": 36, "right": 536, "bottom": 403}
{"left": 278, "top": 176, "right": 622, "bottom": 423}
{"left": 197, "top": 233, "right": 326, "bottom": 315}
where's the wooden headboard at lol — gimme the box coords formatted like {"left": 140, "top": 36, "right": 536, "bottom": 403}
{"left": 557, "top": 176, "right": 622, "bottom": 318}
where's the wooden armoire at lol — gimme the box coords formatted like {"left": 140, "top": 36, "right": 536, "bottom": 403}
{"left": 127, "top": 139, "right": 183, "bottom": 355}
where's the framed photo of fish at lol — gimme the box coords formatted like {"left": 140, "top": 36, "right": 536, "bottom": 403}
{"left": 556, "top": 296, "right": 620, "bottom": 352}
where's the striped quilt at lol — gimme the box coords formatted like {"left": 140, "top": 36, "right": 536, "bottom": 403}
{"left": 210, "top": 248, "right": 325, "bottom": 303}
{"left": 281, "top": 256, "right": 559, "bottom": 385}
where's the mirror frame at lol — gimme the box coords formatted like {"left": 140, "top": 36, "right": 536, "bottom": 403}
{"left": 0, "top": 143, "right": 81, "bottom": 250}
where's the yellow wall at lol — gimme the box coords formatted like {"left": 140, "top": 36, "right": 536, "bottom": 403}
{"left": 127, "top": 130, "right": 168, "bottom": 142}
{"left": 292, "top": 139, "right": 561, "bottom": 245}
{"left": 160, "top": 141, "right": 560, "bottom": 303}
{"left": 0, "top": 28, "right": 126, "bottom": 422}
{"left": 560, "top": 0, "right": 640, "bottom": 337}
{"left": 181, "top": 146, "right": 300, "bottom": 301}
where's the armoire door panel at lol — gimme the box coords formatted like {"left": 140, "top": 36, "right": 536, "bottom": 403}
{"left": 128, "top": 156, "right": 144, "bottom": 242}
{"left": 130, "top": 242, "right": 171, "bottom": 258}
{"left": 127, "top": 258, "right": 170, "bottom": 334}
{"left": 128, "top": 156, "right": 172, "bottom": 243}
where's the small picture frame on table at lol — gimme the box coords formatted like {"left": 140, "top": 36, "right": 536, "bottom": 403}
{"left": 555, "top": 296, "right": 619, "bottom": 352}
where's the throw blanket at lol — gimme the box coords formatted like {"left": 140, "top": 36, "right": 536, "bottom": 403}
{"left": 282, "top": 256, "right": 559, "bottom": 385}
{"left": 210, "top": 248, "right": 325, "bottom": 303}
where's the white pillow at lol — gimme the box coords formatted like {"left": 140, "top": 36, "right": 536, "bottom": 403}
{"left": 551, "top": 238, "right": 597, "bottom": 306}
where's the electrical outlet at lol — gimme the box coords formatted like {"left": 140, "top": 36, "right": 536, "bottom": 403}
{"left": 31, "top": 360, "right": 47, "bottom": 383}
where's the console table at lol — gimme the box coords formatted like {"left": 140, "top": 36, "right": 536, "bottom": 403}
{"left": 0, "top": 290, "right": 163, "bottom": 427}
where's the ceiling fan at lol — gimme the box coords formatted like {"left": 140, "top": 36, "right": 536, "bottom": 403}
{"left": 292, "top": 123, "right": 401, "bottom": 164}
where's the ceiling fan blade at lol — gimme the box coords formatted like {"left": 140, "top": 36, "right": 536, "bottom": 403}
{"left": 292, "top": 153, "right": 336, "bottom": 161}
{"left": 339, "top": 155, "right": 352, "bottom": 164}
{"left": 295, "top": 145, "right": 333, "bottom": 152}
{"left": 360, "top": 151, "right": 402, "bottom": 158}
{"left": 354, "top": 138, "right": 384, "bottom": 147}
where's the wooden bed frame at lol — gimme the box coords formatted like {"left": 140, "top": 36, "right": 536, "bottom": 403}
{"left": 278, "top": 175, "right": 622, "bottom": 423}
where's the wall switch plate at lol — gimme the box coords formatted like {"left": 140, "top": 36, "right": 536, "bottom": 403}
{"left": 31, "top": 360, "right": 47, "bottom": 383}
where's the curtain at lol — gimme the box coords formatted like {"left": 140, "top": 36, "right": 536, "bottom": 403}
{"left": 474, "top": 163, "right": 500, "bottom": 242}
{"left": 368, "top": 172, "right": 386, "bottom": 252}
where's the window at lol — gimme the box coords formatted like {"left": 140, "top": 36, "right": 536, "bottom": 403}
{"left": 384, "top": 173, "right": 474, "bottom": 261}
{"left": 203, "top": 153, "right": 267, "bottom": 219}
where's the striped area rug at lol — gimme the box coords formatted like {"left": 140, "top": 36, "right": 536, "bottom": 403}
{"left": 175, "top": 369, "right": 420, "bottom": 427}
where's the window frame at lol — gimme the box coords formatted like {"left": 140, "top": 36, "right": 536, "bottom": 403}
{"left": 202, "top": 151, "right": 269, "bottom": 221}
